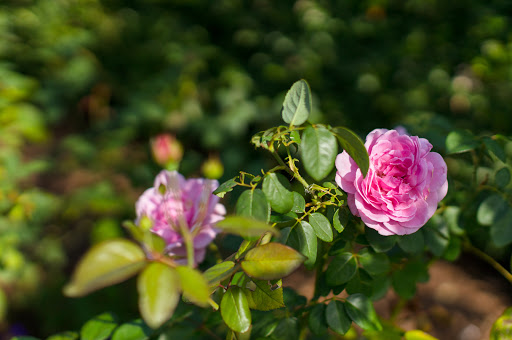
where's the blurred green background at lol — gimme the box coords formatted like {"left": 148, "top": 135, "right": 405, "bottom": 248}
{"left": 0, "top": 0, "right": 511, "bottom": 337}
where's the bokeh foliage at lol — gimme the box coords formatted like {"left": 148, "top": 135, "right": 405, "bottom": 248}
{"left": 1, "top": 0, "right": 512, "bottom": 338}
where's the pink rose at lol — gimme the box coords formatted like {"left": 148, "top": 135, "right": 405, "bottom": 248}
{"left": 135, "top": 170, "right": 226, "bottom": 265}
{"left": 335, "top": 129, "right": 448, "bottom": 236}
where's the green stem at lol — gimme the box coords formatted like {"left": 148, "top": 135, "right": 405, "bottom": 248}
{"left": 464, "top": 240, "right": 512, "bottom": 284}
{"left": 270, "top": 149, "right": 311, "bottom": 192}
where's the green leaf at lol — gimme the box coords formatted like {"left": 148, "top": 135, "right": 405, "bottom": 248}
{"left": 216, "top": 216, "right": 278, "bottom": 238}
{"left": 272, "top": 317, "right": 299, "bottom": 339}
{"left": 291, "top": 192, "right": 306, "bottom": 213}
{"left": 123, "top": 221, "right": 166, "bottom": 254}
{"left": 404, "top": 330, "right": 439, "bottom": 340}
{"left": 326, "top": 252, "right": 358, "bottom": 286}
{"left": 371, "top": 275, "right": 391, "bottom": 301}
{"left": 365, "top": 227, "right": 397, "bottom": 253}
{"left": 326, "top": 300, "right": 351, "bottom": 335}
{"left": 445, "top": 130, "right": 478, "bottom": 154}
{"left": 309, "top": 212, "right": 333, "bottom": 242}
{"left": 495, "top": 167, "right": 511, "bottom": 189}
{"left": 442, "top": 236, "right": 461, "bottom": 261}
{"left": 204, "top": 261, "right": 236, "bottom": 286}
{"left": 364, "top": 328, "right": 403, "bottom": 340}
{"left": 213, "top": 177, "right": 238, "bottom": 198}
{"left": 423, "top": 217, "right": 449, "bottom": 256}
{"left": 333, "top": 208, "right": 348, "bottom": 233}
{"left": 247, "top": 279, "right": 285, "bottom": 311}
{"left": 241, "top": 243, "right": 305, "bottom": 280}
{"left": 46, "top": 332, "right": 79, "bottom": 340}
{"left": 346, "top": 268, "right": 374, "bottom": 296}
{"left": 477, "top": 194, "right": 509, "bottom": 226}
{"left": 358, "top": 248, "right": 390, "bottom": 276}
{"left": 0, "top": 289, "right": 6, "bottom": 322}
{"left": 345, "top": 293, "right": 382, "bottom": 331}
{"left": 392, "top": 260, "right": 428, "bottom": 299}
{"left": 287, "top": 221, "right": 317, "bottom": 268}
{"left": 236, "top": 189, "right": 271, "bottom": 222}
{"left": 137, "top": 263, "right": 180, "bottom": 329}
{"left": 483, "top": 136, "right": 506, "bottom": 162}
{"left": 332, "top": 127, "right": 370, "bottom": 178}
{"left": 64, "top": 239, "right": 146, "bottom": 297}
{"left": 281, "top": 79, "right": 312, "bottom": 126}
{"left": 301, "top": 126, "right": 338, "bottom": 181}
{"left": 262, "top": 173, "right": 294, "bottom": 214}
{"left": 176, "top": 266, "right": 210, "bottom": 307}
{"left": 80, "top": 313, "right": 118, "bottom": 340}
{"left": 308, "top": 303, "right": 328, "bottom": 335}
{"left": 397, "top": 231, "right": 425, "bottom": 254}
{"left": 111, "top": 320, "right": 151, "bottom": 340}
{"left": 221, "top": 286, "right": 252, "bottom": 333}
{"left": 491, "top": 210, "right": 512, "bottom": 247}
{"left": 491, "top": 307, "right": 512, "bottom": 340}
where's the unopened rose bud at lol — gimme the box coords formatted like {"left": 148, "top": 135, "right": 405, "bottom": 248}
{"left": 150, "top": 134, "right": 183, "bottom": 168}
{"left": 201, "top": 156, "right": 224, "bottom": 179}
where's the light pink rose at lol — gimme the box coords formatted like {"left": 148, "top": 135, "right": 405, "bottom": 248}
{"left": 335, "top": 129, "right": 448, "bottom": 236}
{"left": 135, "top": 170, "right": 226, "bottom": 265}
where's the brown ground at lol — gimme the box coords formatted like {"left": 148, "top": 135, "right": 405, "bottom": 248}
{"left": 285, "top": 255, "right": 512, "bottom": 340}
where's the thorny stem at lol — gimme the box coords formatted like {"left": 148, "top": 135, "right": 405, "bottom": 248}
{"left": 463, "top": 239, "right": 512, "bottom": 285}
{"left": 271, "top": 149, "right": 311, "bottom": 191}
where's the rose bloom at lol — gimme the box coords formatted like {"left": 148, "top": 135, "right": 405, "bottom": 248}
{"left": 135, "top": 170, "right": 226, "bottom": 265}
{"left": 335, "top": 129, "right": 448, "bottom": 236}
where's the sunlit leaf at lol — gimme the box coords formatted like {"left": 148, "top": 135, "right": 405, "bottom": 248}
{"left": 204, "top": 261, "right": 236, "bottom": 286}
{"left": 236, "top": 189, "right": 271, "bottom": 222}
{"left": 287, "top": 221, "right": 317, "bottom": 268}
{"left": 309, "top": 212, "right": 333, "bottom": 242}
{"left": 216, "top": 216, "right": 278, "bottom": 238}
{"left": 221, "top": 286, "right": 252, "bottom": 333}
{"left": 213, "top": 177, "right": 238, "bottom": 198}
{"left": 111, "top": 319, "right": 151, "bottom": 340}
{"left": 404, "top": 330, "right": 439, "bottom": 340}
{"left": 137, "top": 263, "right": 180, "bottom": 329}
{"left": 301, "top": 126, "right": 338, "bottom": 181}
{"left": 281, "top": 79, "right": 312, "bottom": 126}
{"left": 291, "top": 192, "right": 306, "bottom": 213}
{"left": 64, "top": 239, "right": 146, "bottom": 297}
{"left": 445, "top": 130, "right": 478, "bottom": 154}
{"left": 46, "top": 332, "right": 79, "bottom": 340}
{"left": 491, "top": 307, "right": 512, "bottom": 340}
{"left": 241, "top": 243, "right": 305, "bottom": 280}
{"left": 247, "top": 279, "right": 285, "bottom": 311}
{"left": 262, "top": 173, "right": 294, "bottom": 214}
{"left": 477, "top": 194, "right": 508, "bottom": 226}
{"left": 176, "top": 266, "right": 210, "bottom": 307}
{"left": 333, "top": 208, "right": 348, "bottom": 233}
{"left": 332, "top": 127, "right": 370, "bottom": 178}
{"left": 80, "top": 313, "right": 118, "bottom": 340}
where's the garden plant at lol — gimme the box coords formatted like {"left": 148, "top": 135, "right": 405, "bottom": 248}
{"left": 2, "top": 1, "right": 512, "bottom": 339}
{"left": 18, "top": 80, "right": 511, "bottom": 340}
